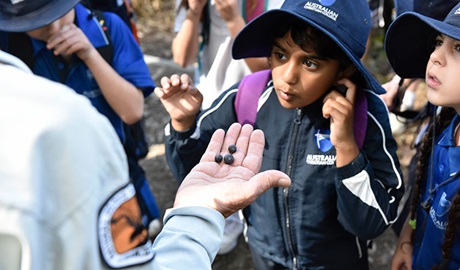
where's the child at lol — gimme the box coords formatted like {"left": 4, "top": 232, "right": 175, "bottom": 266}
{"left": 173, "top": 0, "right": 285, "bottom": 254}
{"left": 156, "top": 0, "right": 404, "bottom": 268}
{"left": 386, "top": 3, "right": 460, "bottom": 269}
{"left": 173, "top": 0, "right": 284, "bottom": 110}
{"left": 0, "top": 0, "right": 162, "bottom": 237}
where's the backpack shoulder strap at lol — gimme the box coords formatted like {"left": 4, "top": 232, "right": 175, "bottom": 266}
{"left": 89, "top": 9, "right": 114, "bottom": 65}
{"left": 234, "top": 69, "right": 271, "bottom": 125}
{"left": 353, "top": 90, "right": 368, "bottom": 149}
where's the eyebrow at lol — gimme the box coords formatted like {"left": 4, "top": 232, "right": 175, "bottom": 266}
{"left": 272, "top": 40, "right": 329, "bottom": 61}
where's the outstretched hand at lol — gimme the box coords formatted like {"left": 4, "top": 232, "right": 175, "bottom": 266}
{"left": 173, "top": 123, "right": 291, "bottom": 217}
{"left": 154, "top": 73, "right": 203, "bottom": 131}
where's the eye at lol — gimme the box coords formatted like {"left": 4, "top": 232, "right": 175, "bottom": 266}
{"left": 272, "top": 51, "right": 286, "bottom": 60}
{"left": 303, "top": 59, "right": 318, "bottom": 69}
{"left": 455, "top": 44, "right": 460, "bottom": 53}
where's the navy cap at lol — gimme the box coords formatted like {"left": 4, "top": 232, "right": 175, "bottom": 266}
{"left": 232, "top": 0, "right": 385, "bottom": 94}
{"left": 0, "top": 0, "right": 80, "bottom": 32}
{"left": 385, "top": 3, "right": 460, "bottom": 79}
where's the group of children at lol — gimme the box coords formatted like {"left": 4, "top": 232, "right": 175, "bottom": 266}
{"left": 1, "top": 0, "right": 460, "bottom": 269}
{"left": 160, "top": 0, "right": 460, "bottom": 269}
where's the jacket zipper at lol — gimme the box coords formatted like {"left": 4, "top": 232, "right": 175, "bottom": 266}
{"left": 283, "top": 108, "right": 302, "bottom": 270}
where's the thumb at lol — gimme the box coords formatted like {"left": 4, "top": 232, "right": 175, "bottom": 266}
{"left": 246, "top": 170, "right": 291, "bottom": 197}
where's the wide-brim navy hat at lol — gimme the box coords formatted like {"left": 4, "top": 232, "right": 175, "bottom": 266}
{"left": 232, "top": 0, "right": 385, "bottom": 94}
{"left": 0, "top": 0, "right": 80, "bottom": 32}
{"left": 385, "top": 3, "right": 460, "bottom": 79}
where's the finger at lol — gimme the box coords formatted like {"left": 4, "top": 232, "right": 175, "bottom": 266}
{"left": 241, "top": 129, "right": 265, "bottom": 173}
{"left": 200, "top": 128, "right": 226, "bottom": 163}
{"left": 230, "top": 124, "right": 254, "bottom": 166}
{"left": 336, "top": 78, "right": 356, "bottom": 105}
{"left": 170, "top": 74, "right": 182, "bottom": 88}
{"left": 154, "top": 87, "right": 165, "bottom": 98}
{"left": 47, "top": 24, "right": 74, "bottom": 50}
{"left": 160, "top": 76, "right": 172, "bottom": 89}
{"left": 219, "top": 123, "right": 243, "bottom": 165}
{"left": 241, "top": 170, "right": 291, "bottom": 203}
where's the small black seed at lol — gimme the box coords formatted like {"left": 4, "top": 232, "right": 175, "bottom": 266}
{"left": 224, "top": 154, "right": 234, "bottom": 165}
{"left": 215, "top": 154, "right": 223, "bottom": 163}
{"left": 228, "top": 144, "right": 237, "bottom": 154}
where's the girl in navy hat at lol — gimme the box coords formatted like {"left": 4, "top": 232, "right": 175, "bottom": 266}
{"left": 386, "top": 3, "right": 460, "bottom": 270}
{"left": 157, "top": 0, "right": 404, "bottom": 268}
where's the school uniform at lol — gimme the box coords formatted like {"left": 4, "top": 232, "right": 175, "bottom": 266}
{"left": 412, "top": 115, "right": 460, "bottom": 269}
{"left": 165, "top": 75, "right": 404, "bottom": 269}
{"left": 28, "top": 3, "right": 154, "bottom": 141}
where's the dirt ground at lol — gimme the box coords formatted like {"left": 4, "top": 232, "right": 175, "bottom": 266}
{"left": 134, "top": 2, "right": 422, "bottom": 269}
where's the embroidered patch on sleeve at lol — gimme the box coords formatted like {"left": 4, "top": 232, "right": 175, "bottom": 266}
{"left": 98, "top": 183, "right": 154, "bottom": 268}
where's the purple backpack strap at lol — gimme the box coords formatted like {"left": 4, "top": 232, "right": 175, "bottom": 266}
{"left": 353, "top": 90, "right": 368, "bottom": 149}
{"left": 235, "top": 69, "right": 271, "bottom": 125}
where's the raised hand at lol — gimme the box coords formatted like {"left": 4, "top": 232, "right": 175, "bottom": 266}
{"left": 154, "top": 73, "right": 203, "bottom": 131}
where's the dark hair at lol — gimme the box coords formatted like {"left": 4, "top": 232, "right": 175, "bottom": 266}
{"left": 270, "top": 17, "right": 366, "bottom": 86}
{"left": 409, "top": 107, "right": 460, "bottom": 270}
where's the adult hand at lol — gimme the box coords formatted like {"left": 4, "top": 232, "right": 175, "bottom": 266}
{"left": 173, "top": 123, "right": 291, "bottom": 218}
{"left": 154, "top": 73, "right": 203, "bottom": 131}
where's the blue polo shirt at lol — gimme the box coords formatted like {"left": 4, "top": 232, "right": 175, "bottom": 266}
{"left": 412, "top": 114, "right": 460, "bottom": 269}
{"left": 29, "top": 4, "right": 154, "bottom": 142}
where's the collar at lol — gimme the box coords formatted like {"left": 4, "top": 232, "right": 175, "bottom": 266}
{"left": 0, "top": 50, "right": 32, "bottom": 73}
{"left": 438, "top": 114, "right": 460, "bottom": 147}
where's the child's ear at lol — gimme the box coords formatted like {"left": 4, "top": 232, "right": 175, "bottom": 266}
{"left": 337, "top": 65, "right": 356, "bottom": 80}
{"left": 267, "top": 57, "right": 272, "bottom": 67}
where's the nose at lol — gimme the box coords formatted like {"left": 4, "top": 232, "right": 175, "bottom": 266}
{"left": 429, "top": 44, "right": 446, "bottom": 67}
{"left": 281, "top": 59, "right": 299, "bottom": 85}
{"left": 44, "top": 21, "right": 61, "bottom": 40}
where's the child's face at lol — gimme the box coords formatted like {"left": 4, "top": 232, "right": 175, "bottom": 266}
{"left": 269, "top": 32, "right": 342, "bottom": 109}
{"left": 426, "top": 34, "right": 460, "bottom": 112}
{"left": 26, "top": 9, "right": 75, "bottom": 42}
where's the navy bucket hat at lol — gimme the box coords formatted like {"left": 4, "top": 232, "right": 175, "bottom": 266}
{"left": 0, "top": 0, "right": 80, "bottom": 32}
{"left": 232, "top": 0, "right": 385, "bottom": 94}
{"left": 385, "top": 2, "right": 460, "bottom": 79}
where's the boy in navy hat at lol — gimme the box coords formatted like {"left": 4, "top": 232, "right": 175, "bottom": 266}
{"left": 156, "top": 0, "right": 404, "bottom": 268}
{"left": 386, "top": 3, "right": 460, "bottom": 269}
{"left": 0, "top": 0, "right": 162, "bottom": 239}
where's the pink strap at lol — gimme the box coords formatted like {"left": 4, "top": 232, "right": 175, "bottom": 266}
{"left": 353, "top": 90, "right": 368, "bottom": 149}
{"left": 235, "top": 69, "right": 271, "bottom": 125}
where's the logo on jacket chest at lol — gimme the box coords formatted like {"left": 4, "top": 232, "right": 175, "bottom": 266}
{"left": 306, "top": 129, "right": 336, "bottom": 165}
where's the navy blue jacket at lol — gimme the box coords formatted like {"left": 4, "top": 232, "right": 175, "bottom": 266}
{"left": 165, "top": 77, "right": 404, "bottom": 269}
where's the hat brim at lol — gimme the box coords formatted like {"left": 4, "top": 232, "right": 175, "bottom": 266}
{"left": 0, "top": 0, "right": 80, "bottom": 32}
{"left": 232, "top": 9, "right": 385, "bottom": 94}
{"left": 385, "top": 12, "right": 460, "bottom": 78}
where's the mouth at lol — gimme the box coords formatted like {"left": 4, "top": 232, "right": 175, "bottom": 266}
{"left": 426, "top": 71, "right": 441, "bottom": 88}
{"left": 277, "top": 89, "right": 295, "bottom": 101}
